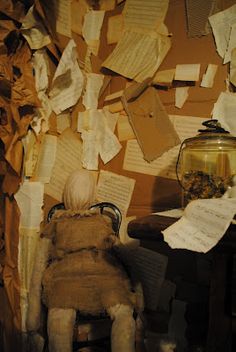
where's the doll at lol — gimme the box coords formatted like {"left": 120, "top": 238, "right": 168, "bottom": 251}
{"left": 26, "top": 169, "right": 138, "bottom": 352}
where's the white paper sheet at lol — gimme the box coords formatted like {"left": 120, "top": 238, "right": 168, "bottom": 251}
{"left": 212, "top": 91, "right": 236, "bottom": 136}
{"left": 49, "top": 39, "right": 84, "bottom": 114}
{"left": 96, "top": 170, "right": 135, "bottom": 215}
{"left": 175, "top": 64, "right": 200, "bottom": 81}
{"left": 175, "top": 87, "right": 189, "bottom": 108}
{"left": 82, "top": 73, "right": 104, "bottom": 109}
{"left": 162, "top": 198, "right": 236, "bottom": 253}
{"left": 200, "top": 64, "right": 218, "bottom": 88}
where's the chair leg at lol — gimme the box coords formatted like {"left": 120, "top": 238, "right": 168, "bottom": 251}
{"left": 47, "top": 308, "right": 76, "bottom": 352}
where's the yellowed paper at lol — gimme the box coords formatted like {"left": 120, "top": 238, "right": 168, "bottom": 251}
{"left": 21, "top": 6, "right": 51, "bottom": 49}
{"left": 175, "top": 64, "right": 201, "bottom": 81}
{"left": 212, "top": 91, "right": 236, "bottom": 136}
{"left": 82, "top": 73, "right": 104, "bottom": 109}
{"left": 56, "top": 112, "right": 71, "bottom": 133}
{"left": 123, "top": 0, "right": 169, "bottom": 30}
{"left": 104, "top": 90, "right": 124, "bottom": 102}
{"left": 175, "top": 87, "right": 189, "bottom": 108}
{"left": 78, "top": 109, "right": 121, "bottom": 170}
{"left": 82, "top": 10, "right": 105, "bottom": 55}
{"left": 96, "top": 170, "right": 135, "bottom": 215}
{"left": 123, "top": 115, "right": 206, "bottom": 178}
{"left": 163, "top": 198, "right": 236, "bottom": 253}
{"left": 230, "top": 48, "right": 236, "bottom": 87}
{"left": 103, "top": 29, "right": 171, "bottom": 82}
{"left": 224, "top": 23, "right": 236, "bottom": 64}
{"left": 107, "top": 14, "right": 124, "bottom": 44}
{"left": 153, "top": 68, "right": 175, "bottom": 85}
{"left": 103, "top": 107, "right": 119, "bottom": 133}
{"left": 100, "top": 0, "right": 116, "bottom": 11}
{"left": 108, "top": 101, "right": 124, "bottom": 113}
{"left": 200, "top": 64, "right": 218, "bottom": 88}
{"left": 209, "top": 4, "right": 236, "bottom": 60}
{"left": 34, "top": 134, "right": 57, "bottom": 183}
{"left": 55, "top": 0, "right": 72, "bottom": 37}
{"left": 44, "top": 128, "right": 83, "bottom": 201}
{"left": 117, "top": 114, "right": 135, "bottom": 141}
{"left": 71, "top": 0, "right": 89, "bottom": 35}
{"left": 22, "top": 130, "right": 40, "bottom": 178}
{"left": 49, "top": 39, "right": 84, "bottom": 114}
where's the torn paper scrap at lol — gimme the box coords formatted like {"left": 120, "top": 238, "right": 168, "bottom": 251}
{"left": 200, "top": 64, "right": 218, "bottom": 88}
{"left": 96, "top": 170, "right": 135, "bottom": 216}
{"left": 212, "top": 91, "right": 236, "bottom": 136}
{"left": 117, "top": 114, "right": 135, "bottom": 141}
{"left": 102, "top": 29, "right": 171, "bottom": 82}
{"left": 162, "top": 198, "right": 236, "bottom": 253}
{"left": 55, "top": 0, "right": 71, "bottom": 37}
{"left": 71, "top": 0, "right": 89, "bottom": 35}
{"left": 153, "top": 68, "right": 175, "bottom": 85}
{"left": 49, "top": 39, "right": 84, "bottom": 114}
{"left": 224, "top": 22, "right": 236, "bottom": 64}
{"left": 82, "top": 10, "right": 105, "bottom": 55}
{"left": 82, "top": 73, "right": 104, "bottom": 110}
{"left": 21, "top": 6, "right": 51, "bottom": 49}
{"left": 175, "top": 87, "right": 189, "bottom": 108}
{"left": 209, "top": 4, "right": 236, "bottom": 60}
{"left": 56, "top": 112, "right": 71, "bottom": 134}
{"left": 230, "top": 48, "right": 236, "bottom": 87}
{"left": 107, "top": 14, "right": 124, "bottom": 44}
{"left": 175, "top": 64, "right": 200, "bottom": 81}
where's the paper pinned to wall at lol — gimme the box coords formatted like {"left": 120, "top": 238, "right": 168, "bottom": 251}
{"left": 200, "top": 64, "right": 218, "bottom": 88}
{"left": 175, "top": 64, "right": 201, "bottom": 81}
{"left": 175, "top": 87, "right": 189, "bottom": 108}
{"left": 212, "top": 91, "right": 236, "bottom": 136}
{"left": 230, "top": 48, "right": 236, "bottom": 86}
{"left": 82, "top": 10, "right": 105, "bottom": 56}
{"left": 55, "top": 0, "right": 72, "bottom": 37}
{"left": 82, "top": 73, "right": 104, "bottom": 110}
{"left": 71, "top": 0, "right": 89, "bottom": 35}
{"left": 44, "top": 128, "right": 83, "bottom": 201}
{"left": 162, "top": 198, "right": 236, "bottom": 253}
{"left": 96, "top": 170, "right": 135, "bottom": 216}
{"left": 123, "top": 115, "right": 206, "bottom": 178}
{"left": 107, "top": 14, "right": 124, "bottom": 44}
{"left": 117, "top": 114, "right": 135, "bottom": 141}
{"left": 49, "top": 39, "right": 84, "bottom": 114}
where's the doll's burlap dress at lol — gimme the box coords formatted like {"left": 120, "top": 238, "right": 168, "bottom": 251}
{"left": 41, "top": 209, "right": 134, "bottom": 314}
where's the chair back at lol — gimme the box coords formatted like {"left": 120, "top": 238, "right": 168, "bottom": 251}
{"left": 47, "top": 202, "right": 122, "bottom": 236}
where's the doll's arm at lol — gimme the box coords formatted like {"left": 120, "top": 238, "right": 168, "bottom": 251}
{"left": 26, "top": 236, "right": 51, "bottom": 332}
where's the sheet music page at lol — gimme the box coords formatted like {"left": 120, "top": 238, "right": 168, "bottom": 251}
{"left": 33, "top": 134, "right": 57, "bottom": 183}
{"left": 123, "top": 115, "right": 206, "bottom": 178}
{"left": 82, "top": 10, "right": 105, "bottom": 55}
{"left": 55, "top": 0, "right": 71, "bottom": 37}
{"left": 49, "top": 39, "right": 84, "bottom": 114}
{"left": 103, "top": 29, "right": 171, "bottom": 82}
{"left": 82, "top": 73, "right": 104, "bottom": 109}
{"left": 162, "top": 198, "right": 236, "bottom": 253}
{"left": 123, "top": 0, "right": 169, "bottom": 30}
{"left": 44, "top": 128, "right": 83, "bottom": 201}
{"left": 96, "top": 170, "right": 135, "bottom": 215}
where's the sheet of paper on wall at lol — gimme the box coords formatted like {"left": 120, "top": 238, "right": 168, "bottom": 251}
{"left": 223, "top": 23, "right": 236, "bottom": 64}
{"left": 123, "top": 0, "right": 169, "bottom": 30}
{"left": 122, "top": 86, "right": 180, "bottom": 162}
{"left": 56, "top": 111, "right": 71, "bottom": 134}
{"left": 117, "top": 114, "right": 135, "bottom": 141}
{"left": 21, "top": 5, "right": 51, "bottom": 49}
{"left": 162, "top": 198, "right": 236, "bottom": 253}
{"left": 119, "top": 215, "right": 140, "bottom": 247}
{"left": 102, "top": 29, "right": 171, "bottom": 82}
{"left": 107, "top": 14, "right": 124, "bottom": 45}
{"left": 123, "top": 115, "right": 206, "bottom": 178}
{"left": 82, "top": 73, "right": 104, "bottom": 109}
{"left": 55, "top": 0, "right": 72, "bottom": 37}
{"left": 82, "top": 10, "right": 105, "bottom": 56}
{"left": 212, "top": 91, "right": 236, "bottom": 136}
{"left": 185, "top": 0, "right": 217, "bottom": 37}
{"left": 78, "top": 109, "right": 122, "bottom": 170}
{"left": 200, "top": 64, "right": 218, "bottom": 88}
{"left": 103, "top": 106, "right": 119, "bottom": 133}
{"left": 33, "top": 134, "right": 57, "bottom": 183}
{"left": 209, "top": 4, "right": 236, "bottom": 60}
{"left": 175, "top": 64, "right": 201, "bottom": 81}
{"left": 175, "top": 87, "right": 189, "bottom": 109}
{"left": 71, "top": 0, "right": 89, "bottom": 35}
{"left": 22, "top": 130, "right": 40, "bottom": 178}
{"left": 230, "top": 48, "right": 236, "bottom": 87}
{"left": 44, "top": 128, "right": 83, "bottom": 201}
{"left": 49, "top": 39, "right": 84, "bottom": 114}
{"left": 96, "top": 170, "right": 135, "bottom": 216}
{"left": 152, "top": 68, "right": 175, "bottom": 86}
{"left": 100, "top": 0, "right": 116, "bottom": 11}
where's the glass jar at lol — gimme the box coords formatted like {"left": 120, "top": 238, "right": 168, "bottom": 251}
{"left": 177, "top": 119, "right": 236, "bottom": 206}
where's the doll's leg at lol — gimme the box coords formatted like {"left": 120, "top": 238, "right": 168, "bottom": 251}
{"left": 47, "top": 308, "right": 76, "bottom": 352}
{"left": 107, "top": 304, "right": 136, "bottom": 352}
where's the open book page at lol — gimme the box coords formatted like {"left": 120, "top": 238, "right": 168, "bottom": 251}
{"left": 123, "top": 115, "right": 206, "bottom": 178}
{"left": 162, "top": 198, "right": 236, "bottom": 253}
{"left": 44, "top": 128, "right": 83, "bottom": 201}
{"left": 96, "top": 170, "right": 135, "bottom": 216}
{"left": 102, "top": 29, "right": 171, "bottom": 82}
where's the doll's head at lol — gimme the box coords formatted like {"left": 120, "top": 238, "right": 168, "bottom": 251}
{"left": 63, "top": 169, "right": 96, "bottom": 210}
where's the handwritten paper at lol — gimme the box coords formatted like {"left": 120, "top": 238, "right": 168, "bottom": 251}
{"left": 96, "top": 170, "right": 135, "bottom": 215}
{"left": 200, "top": 64, "right": 218, "bottom": 88}
{"left": 162, "top": 198, "right": 236, "bottom": 253}
{"left": 175, "top": 64, "right": 200, "bottom": 81}
{"left": 44, "top": 128, "right": 83, "bottom": 201}
{"left": 123, "top": 115, "right": 206, "bottom": 178}
{"left": 49, "top": 39, "right": 84, "bottom": 114}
